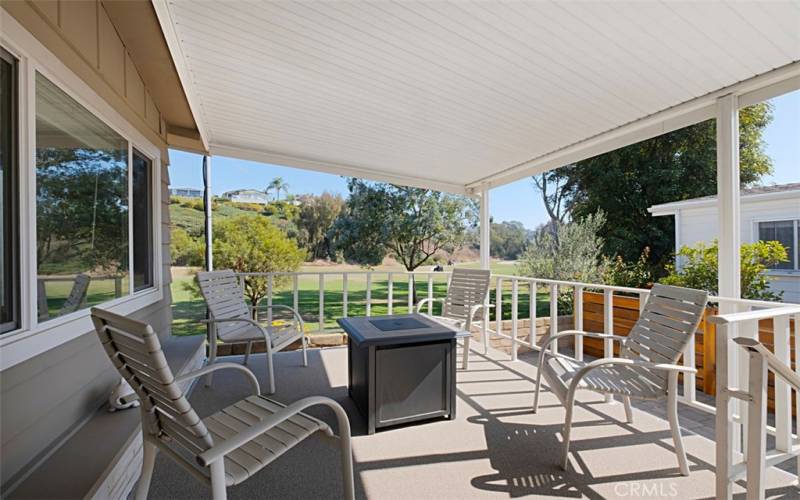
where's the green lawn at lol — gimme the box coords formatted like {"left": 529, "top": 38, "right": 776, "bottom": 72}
{"left": 170, "top": 262, "right": 551, "bottom": 336}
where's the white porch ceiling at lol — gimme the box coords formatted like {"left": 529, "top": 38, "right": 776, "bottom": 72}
{"left": 155, "top": 1, "right": 800, "bottom": 194}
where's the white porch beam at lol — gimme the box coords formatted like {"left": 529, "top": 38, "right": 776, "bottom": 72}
{"left": 479, "top": 184, "right": 490, "bottom": 270}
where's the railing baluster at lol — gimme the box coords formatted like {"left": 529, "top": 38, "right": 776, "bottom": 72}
{"left": 511, "top": 279, "right": 519, "bottom": 361}
{"left": 427, "top": 273, "right": 433, "bottom": 315}
{"left": 774, "top": 314, "right": 792, "bottom": 452}
{"left": 293, "top": 275, "right": 299, "bottom": 320}
{"left": 407, "top": 275, "right": 413, "bottom": 312}
{"left": 366, "top": 273, "right": 372, "bottom": 317}
{"left": 740, "top": 316, "right": 759, "bottom": 457}
{"left": 496, "top": 278, "right": 503, "bottom": 337}
{"left": 549, "top": 284, "right": 558, "bottom": 355}
{"left": 574, "top": 285, "right": 583, "bottom": 360}
{"left": 602, "top": 289, "right": 614, "bottom": 402}
{"left": 318, "top": 274, "right": 325, "bottom": 333}
{"left": 342, "top": 273, "right": 348, "bottom": 318}
{"left": 530, "top": 280, "right": 538, "bottom": 351}
{"left": 387, "top": 273, "right": 393, "bottom": 315}
{"left": 267, "top": 274, "right": 273, "bottom": 324}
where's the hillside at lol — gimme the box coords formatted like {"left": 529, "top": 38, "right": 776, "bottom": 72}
{"left": 170, "top": 197, "right": 264, "bottom": 235}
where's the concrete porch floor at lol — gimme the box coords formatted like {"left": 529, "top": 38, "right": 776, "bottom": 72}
{"left": 142, "top": 345, "right": 800, "bottom": 499}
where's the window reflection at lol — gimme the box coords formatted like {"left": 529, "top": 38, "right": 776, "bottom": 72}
{"left": 36, "top": 73, "right": 129, "bottom": 321}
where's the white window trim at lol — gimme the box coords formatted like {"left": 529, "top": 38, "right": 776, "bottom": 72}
{"left": 751, "top": 217, "right": 800, "bottom": 274}
{"left": 0, "top": 11, "right": 165, "bottom": 371}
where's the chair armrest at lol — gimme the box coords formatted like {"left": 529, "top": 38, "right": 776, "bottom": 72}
{"left": 252, "top": 303, "right": 305, "bottom": 331}
{"left": 539, "top": 330, "right": 627, "bottom": 351}
{"left": 578, "top": 357, "right": 696, "bottom": 374}
{"left": 197, "top": 395, "right": 351, "bottom": 467}
{"left": 416, "top": 297, "right": 444, "bottom": 313}
{"left": 198, "top": 318, "right": 271, "bottom": 344}
{"left": 174, "top": 363, "right": 260, "bottom": 395}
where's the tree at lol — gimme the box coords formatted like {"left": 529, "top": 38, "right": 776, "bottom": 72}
{"left": 170, "top": 227, "right": 204, "bottom": 267}
{"left": 490, "top": 220, "right": 532, "bottom": 260}
{"left": 549, "top": 103, "right": 773, "bottom": 268}
{"left": 213, "top": 215, "right": 305, "bottom": 306}
{"left": 296, "top": 192, "right": 345, "bottom": 260}
{"left": 660, "top": 240, "right": 788, "bottom": 301}
{"left": 267, "top": 177, "right": 289, "bottom": 201}
{"left": 532, "top": 169, "right": 573, "bottom": 233}
{"left": 331, "top": 179, "right": 477, "bottom": 272}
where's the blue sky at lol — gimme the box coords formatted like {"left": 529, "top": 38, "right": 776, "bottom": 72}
{"left": 169, "top": 91, "right": 799, "bottom": 230}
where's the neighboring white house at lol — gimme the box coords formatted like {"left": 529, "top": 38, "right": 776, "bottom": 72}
{"left": 169, "top": 186, "right": 203, "bottom": 198}
{"left": 222, "top": 188, "right": 270, "bottom": 204}
{"left": 649, "top": 183, "right": 800, "bottom": 303}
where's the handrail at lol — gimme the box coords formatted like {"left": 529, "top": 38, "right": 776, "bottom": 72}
{"left": 709, "top": 306, "right": 800, "bottom": 325}
{"left": 734, "top": 338, "right": 800, "bottom": 391}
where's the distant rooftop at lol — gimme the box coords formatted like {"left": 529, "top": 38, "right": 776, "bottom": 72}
{"left": 649, "top": 182, "right": 800, "bottom": 213}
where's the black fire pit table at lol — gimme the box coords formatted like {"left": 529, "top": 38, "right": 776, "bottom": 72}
{"left": 338, "top": 313, "right": 468, "bottom": 434}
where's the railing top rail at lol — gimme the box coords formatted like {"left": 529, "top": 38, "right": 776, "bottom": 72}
{"left": 492, "top": 274, "right": 648, "bottom": 295}
{"left": 709, "top": 306, "right": 800, "bottom": 325}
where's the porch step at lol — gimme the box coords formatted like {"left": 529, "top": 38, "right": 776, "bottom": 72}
{"left": 9, "top": 335, "right": 205, "bottom": 500}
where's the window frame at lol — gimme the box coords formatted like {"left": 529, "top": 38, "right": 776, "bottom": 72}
{"left": 754, "top": 218, "right": 799, "bottom": 273}
{"left": 0, "top": 15, "right": 164, "bottom": 370}
{"left": 0, "top": 47, "right": 20, "bottom": 334}
{"left": 132, "top": 147, "right": 155, "bottom": 292}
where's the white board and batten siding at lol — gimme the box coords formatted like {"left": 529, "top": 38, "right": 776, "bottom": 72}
{"left": 649, "top": 186, "right": 800, "bottom": 303}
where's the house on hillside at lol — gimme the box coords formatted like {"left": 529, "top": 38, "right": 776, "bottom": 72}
{"left": 221, "top": 188, "right": 270, "bottom": 204}
{"left": 649, "top": 183, "right": 800, "bottom": 303}
{"left": 168, "top": 186, "right": 203, "bottom": 198}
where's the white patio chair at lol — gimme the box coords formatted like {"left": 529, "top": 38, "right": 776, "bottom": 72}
{"left": 533, "top": 284, "right": 708, "bottom": 475}
{"left": 196, "top": 270, "right": 307, "bottom": 394}
{"left": 37, "top": 273, "right": 91, "bottom": 321}
{"left": 90, "top": 307, "right": 354, "bottom": 500}
{"left": 416, "top": 268, "right": 492, "bottom": 369}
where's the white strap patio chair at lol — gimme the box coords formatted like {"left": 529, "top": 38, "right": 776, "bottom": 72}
{"left": 37, "top": 273, "right": 91, "bottom": 321}
{"left": 90, "top": 307, "right": 354, "bottom": 500}
{"left": 416, "top": 268, "right": 492, "bottom": 369}
{"left": 533, "top": 284, "right": 708, "bottom": 475}
{"left": 197, "top": 270, "right": 307, "bottom": 394}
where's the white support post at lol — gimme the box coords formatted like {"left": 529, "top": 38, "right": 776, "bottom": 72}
{"left": 773, "top": 315, "right": 792, "bottom": 452}
{"left": 531, "top": 281, "right": 538, "bottom": 351}
{"left": 795, "top": 313, "right": 800, "bottom": 477}
{"left": 716, "top": 321, "right": 738, "bottom": 500}
{"left": 318, "top": 274, "right": 325, "bottom": 333}
{"left": 717, "top": 93, "right": 741, "bottom": 310}
{"left": 746, "top": 348, "right": 768, "bottom": 500}
{"left": 479, "top": 183, "right": 490, "bottom": 270}
{"left": 202, "top": 155, "right": 213, "bottom": 272}
{"left": 387, "top": 273, "right": 393, "bottom": 315}
{"left": 511, "top": 279, "right": 518, "bottom": 361}
{"left": 342, "top": 273, "right": 348, "bottom": 318}
{"left": 366, "top": 273, "right": 372, "bottom": 317}
{"left": 549, "top": 284, "right": 558, "bottom": 355}
{"left": 574, "top": 286, "right": 583, "bottom": 360}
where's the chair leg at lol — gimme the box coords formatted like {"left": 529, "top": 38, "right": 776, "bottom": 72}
{"left": 533, "top": 362, "right": 544, "bottom": 413}
{"left": 561, "top": 392, "right": 577, "bottom": 470}
{"left": 623, "top": 396, "right": 634, "bottom": 423}
{"left": 302, "top": 335, "right": 308, "bottom": 367}
{"left": 461, "top": 336, "right": 470, "bottom": 370}
{"left": 339, "top": 424, "right": 355, "bottom": 500}
{"left": 266, "top": 350, "right": 276, "bottom": 394}
{"left": 243, "top": 341, "right": 252, "bottom": 365}
{"left": 205, "top": 336, "right": 217, "bottom": 387}
{"left": 668, "top": 373, "right": 690, "bottom": 476}
{"left": 482, "top": 316, "right": 489, "bottom": 354}
{"left": 209, "top": 460, "right": 227, "bottom": 500}
{"left": 134, "top": 439, "right": 158, "bottom": 500}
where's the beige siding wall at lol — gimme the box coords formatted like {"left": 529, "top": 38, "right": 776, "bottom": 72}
{"left": 0, "top": 0, "right": 175, "bottom": 489}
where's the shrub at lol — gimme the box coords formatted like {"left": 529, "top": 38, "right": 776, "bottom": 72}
{"left": 602, "top": 247, "right": 654, "bottom": 289}
{"left": 170, "top": 227, "right": 204, "bottom": 266}
{"left": 659, "top": 240, "right": 788, "bottom": 301}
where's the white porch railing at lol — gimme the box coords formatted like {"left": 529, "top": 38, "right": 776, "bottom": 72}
{"left": 235, "top": 269, "right": 799, "bottom": 492}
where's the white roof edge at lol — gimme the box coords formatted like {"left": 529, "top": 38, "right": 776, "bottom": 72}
{"left": 209, "top": 143, "right": 469, "bottom": 195}
{"left": 648, "top": 189, "right": 800, "bottom": 216}
{"left": 467, "top": 63, "right": 800, "bottom": 191}
{"left": 151, "top": 0, "right": 210, "bottom": 152}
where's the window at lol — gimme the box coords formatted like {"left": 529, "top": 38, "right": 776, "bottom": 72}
{"left": 132, "top": 149, "right": 153, "bottom": 291}
{"left": 36, "top": 73, "right": 130, "bottom": 321}
{"left": 758, "top": 220, "right": 798, "bottom": 271}
{"left": 0, "top": 48, "right": 19, "bottom": 333}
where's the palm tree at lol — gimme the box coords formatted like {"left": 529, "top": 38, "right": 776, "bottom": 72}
{"left": 268, "top": 177, "right": 289, "bottom": 201}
